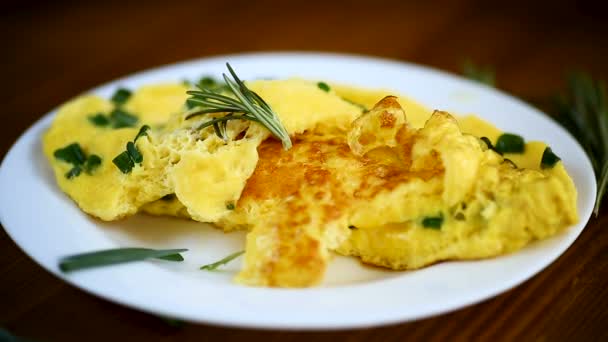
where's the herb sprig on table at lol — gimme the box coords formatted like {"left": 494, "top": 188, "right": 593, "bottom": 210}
{"left": 185, "top": 63, "right": 292, "bottom": 150}
{"left": 463, "top": 62, "right": 607, "bottom": 216}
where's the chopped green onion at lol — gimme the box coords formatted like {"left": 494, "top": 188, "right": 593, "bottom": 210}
{"left": 200, "top": 250, "right": 245, "bottom": 271}
{"left": 541, "top": 147, "right": 561, "bottom": 169}
{"left": 54, "top": 143, "right": 102, "bottom": 179}
{"left": 84, "top": 155, "right": 102, "bottom": 174}
{"left": 495, "top": 133, "right": 525, "bottom": 154}
{"left": 317, "top": 82, "right": 331, "bottom": 92}
{"left": 111, "top": 88, "right": 132, "bottom": 106}
{"left": 134, "top": 125, "right": 150, "bottom": 142}
{"left": 112, "top": 125, "right": 150, "bottom": 174}
{"left": 65, "top": 166, "right": 82, "bottom": 179}
{"left": 126, "top": 142, "right": 143, "bottom": 164}
{"left": 110, "top": 109, "right": 138, "bottom": 128}
{"left": 198, "top": 76, "right": 218, "bottom": 88}
{"left": 112, "top": 151, "right": 135, "bottom": 174}
{"left": 59, "top": 247, "right": 187, "bottom": 273}
{"left": 88, "top": 113, "right": 110, "bottom": 127}
{"left": 54, "top": 143, "right": 86, "bottom": 165}
{"left": 422, "top": 214, "right": 444, "bottom": 230}
{"left": 89, "top": 110, "right": 140, "bottom": 130}
{"left": 226, "top": 202, "right": 235, "bottom": 210}
{"left": 197, "top": 76, "right": 229, "bottom": 93}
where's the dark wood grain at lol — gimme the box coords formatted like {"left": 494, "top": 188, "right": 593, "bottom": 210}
{"left": 1, "top": 1, "right": 607, "bottom": 341}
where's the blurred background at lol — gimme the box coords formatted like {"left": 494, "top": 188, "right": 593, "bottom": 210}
{"left": 1, "top": 0, "right": 607, "bottom": 340}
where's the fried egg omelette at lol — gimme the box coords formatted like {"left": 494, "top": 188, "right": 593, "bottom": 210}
{"left": 43, "top": 78, "right": 578, "bottom": 287}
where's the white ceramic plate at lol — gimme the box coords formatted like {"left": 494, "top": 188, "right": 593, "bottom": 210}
{"left": 0, "top": 53, "right": 596, "bottom": 330}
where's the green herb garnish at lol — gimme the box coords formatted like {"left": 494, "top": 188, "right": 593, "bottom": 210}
{"left": 112, "top": 151, "right": 135, "bottom": 174}
{"left": 88, "top": 111, "right": 138, "bottom": 129}
{"left": 112, "top": 125, "right": 150, "bottom": 174}
{"left": 126, "top": 142, "right": 142, "bottom": 163}
{"left": 54, "top": 143, "right": 86, "bottom": 165}
{"left": 541, "top": 147, "right": 561, "bottom": 169}
{"left": 111, "top": 88, "right": 132, "bottom": 106}
{"left": 198, "top": 76, "right": 219, "bottom": 89}
{"left": 226, "top": 202, "right": 235, "bottom": 210}
{"left": 463, "top": 60, "right": 495, "bottom": 87}
{"left": 134, "top": 124, "right": 151, "bottom": 142}
{"left": 59, "top": 247, "right": 187, "bottom": 273}
{"left": 422, "top": 214, "right": 444, "bottom": 229}
{"left": 185, "top": 63, "right": 292, "bottom": 150}
{"left": 495, "top": 133, "right": 525, "bottom": 154}
{"left": 84, "top": 154, "right": 102, "bottom": 174}
{"left": 54, "top": 143, "right": 102, "bottom": 179}
{"left": 66, "top": 166, "right": 82, "bottom": 179}
{"left": 110, "top": 108, "right": 138, "bottom": 128}
{"left": 317, "top": 81, "right": 331, "bottom": 92}
{"left": 88, "top": 113, "right": 110, "bottom": 127}
{"left": 200, "top": 250, "right": 245, "bottom": 271}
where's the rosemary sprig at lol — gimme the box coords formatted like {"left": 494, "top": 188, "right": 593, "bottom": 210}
{"left": 554, "top": 73, "right": 608, "bottom": 216}
{"left": 185, "top": 63, "right": 292, "bottom": 150}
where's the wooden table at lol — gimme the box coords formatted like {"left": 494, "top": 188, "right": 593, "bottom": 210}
{"left": 2, "top": 1, "right": 607, "bottom": 341}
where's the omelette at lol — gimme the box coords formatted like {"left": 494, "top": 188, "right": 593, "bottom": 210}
{"left": 43, "top": 75, "right": 578, "bottom": 287}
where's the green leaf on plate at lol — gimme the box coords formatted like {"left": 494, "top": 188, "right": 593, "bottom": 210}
{"left": 59, "top": 247, "right": 188, "bottom": 272}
